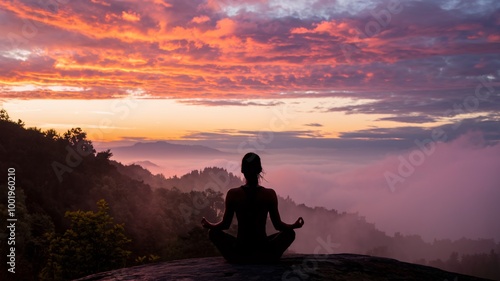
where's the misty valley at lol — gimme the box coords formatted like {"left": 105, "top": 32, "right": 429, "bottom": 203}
{"left": 0, "top": 113, "right": 499, "bottom": 280}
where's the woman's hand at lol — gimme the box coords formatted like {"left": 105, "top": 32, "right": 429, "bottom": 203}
{"left": 201, "top": 217, "right": 212, "bottom": 229}
{"left": 292, "top": 217, "right": 304, "bottom": 229}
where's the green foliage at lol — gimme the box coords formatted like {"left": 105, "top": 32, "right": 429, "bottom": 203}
{"left": 40, "top": 200, "right": 131, "bottom": 281}
{"left": 135, "top": 254, "right": 161, "bottom": 265}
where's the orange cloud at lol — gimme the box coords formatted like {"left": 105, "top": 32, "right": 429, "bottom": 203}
{"left": 151, "top": 0, "right": 173, "bottom": 8}
{"left": 191, "top": 15, "right": 210, "bottom": 24}
{"left": 122, "top": 11, "right": 141, "bottom": 22}
{"left": 290, "top": 19, "right": 360, "bottom": 39}
{"left": 90, "top": 0, "right": 111, "bottom": 7}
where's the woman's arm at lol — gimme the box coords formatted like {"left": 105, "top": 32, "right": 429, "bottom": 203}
{"left": 201, "top": 189, "right": 235, "bottom": 230}
{"left": 268, "top": 189, "right": 304, "bottom": 231}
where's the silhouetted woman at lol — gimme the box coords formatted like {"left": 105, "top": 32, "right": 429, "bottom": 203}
{"left": 201, "top": 152, "right": 304, "bottom": 263}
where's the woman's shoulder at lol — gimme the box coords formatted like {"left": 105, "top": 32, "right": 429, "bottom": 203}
{"left": 228, "top": 186, "right": 243, "bottom": 194}
{"left": 227, "top": 186, "right": 252, "bottom": 194}
{"left": 230, "top": 185, "right": 275, "bottom": 193}
{"left": 258, "top": 185, "right": 277, "bottom": 195}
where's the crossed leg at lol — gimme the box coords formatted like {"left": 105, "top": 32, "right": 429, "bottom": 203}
{"left": 266, "top": 229, "right": 296, "bottom": 261}
{"left": 208, "top": 229, "right": 238, "bottom": 262}
{"left": 209, "top": 229, "right": 295, "bottom": 263}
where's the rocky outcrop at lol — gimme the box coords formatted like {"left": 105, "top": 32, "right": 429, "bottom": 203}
{"left": 76, "top": 254, "right": 492, "bottom": 281}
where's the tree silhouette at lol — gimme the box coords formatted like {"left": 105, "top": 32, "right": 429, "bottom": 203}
{"left": 0, "top": 108, "right": 10, "bottom": 121}
{"left": 63, "top": 127, "right": 95, "bottom": 156}
{"left": 40, "top": 200, "right": 131, "bottom": 280}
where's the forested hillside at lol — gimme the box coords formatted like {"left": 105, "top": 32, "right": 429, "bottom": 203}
{"left": 0, "top": 110, "right": 223, "bottom": 280}
{"left": 0, "top": 110, "right": 498, "bottom": 280}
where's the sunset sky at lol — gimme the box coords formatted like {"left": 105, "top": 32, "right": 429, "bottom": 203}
{"left": 1, "top": 0, "right": 500, "bottom": 240}
{"left": 1, "top": 0, "right": 499, "bottom": 145}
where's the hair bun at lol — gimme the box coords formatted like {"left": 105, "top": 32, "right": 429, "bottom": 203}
{"left": 241, "top": 152, "right": 262, "bottom": 175}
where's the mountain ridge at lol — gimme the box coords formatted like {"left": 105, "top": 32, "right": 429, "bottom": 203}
{"left": 109, "top": 140, "right": 229, "bottom": 158}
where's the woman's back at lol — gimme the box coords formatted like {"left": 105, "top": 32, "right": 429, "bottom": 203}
{"left": 231, "top": 185, "right": 271, "bottom": 241}
{"left": 230, "top": 185, "right": 273, "bottom": 257}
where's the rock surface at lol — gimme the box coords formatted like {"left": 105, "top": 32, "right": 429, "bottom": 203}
{"left": 76, "top": 254, "right": 492, "bottom": 281}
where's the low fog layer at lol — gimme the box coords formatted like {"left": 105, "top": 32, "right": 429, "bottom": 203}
{"left": 103, "top": 131, "right": 500, "bottom": 243}
{"left": 266, "top": 132, "right": 500, "bottom": 242}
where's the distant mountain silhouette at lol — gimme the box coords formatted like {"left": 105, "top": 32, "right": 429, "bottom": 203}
{"left": 130, "top": 160, "right": 163, "bottom": 174}
{"left": 110, "top": 141, "right": 228, "bottom": 158}
{"left": 131, "top": 160, "right": 161, "bottom": 168}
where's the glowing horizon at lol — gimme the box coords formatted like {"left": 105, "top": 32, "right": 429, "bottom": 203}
{"left": 3, "top": 97, "right": 418, "bottom": 143}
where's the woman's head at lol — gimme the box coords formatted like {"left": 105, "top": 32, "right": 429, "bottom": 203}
{"left": 241, "top": 152, "right": 262, "bottom": 186}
